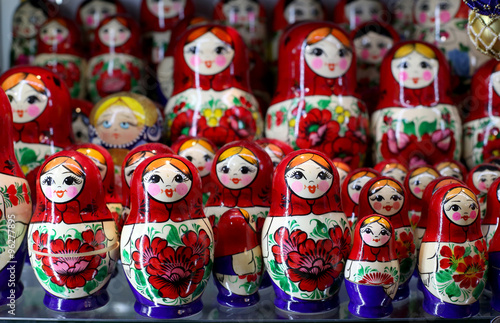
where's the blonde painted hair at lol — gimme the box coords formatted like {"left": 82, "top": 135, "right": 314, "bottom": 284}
{"left": 179, "top": 139, "right": 215, "bottom": 154}
{"left": 394, "top": 43, "right": 435, "bottom": 60}
{"left": 218, "top": 146, "right": 258, "bottom": 165}
{"left": 360, "top": 215, "right": 391, "bottom": 232}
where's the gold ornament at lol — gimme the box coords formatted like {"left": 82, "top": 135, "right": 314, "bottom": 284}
{"left": 468, "top": 10, "right": 500, "bottom": 60}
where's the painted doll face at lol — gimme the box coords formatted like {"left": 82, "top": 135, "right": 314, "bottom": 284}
{"left": 284, "top": 0, "right": 323, "bottom": 24}
{"left": 345, "top": 0, "right": 384, "bottom": 27}
{"left": 390, "top": 0, "right": 413, "bottom": 23}
{"left": 348, "top": 175, "right": 375, "bottom": 204}
{"left": 369, "top": 185, "right": 404, "bottom": 216}
{"left": 124, "top": 152, "right": 155, "bottom": 187}
{"left": 95, "top": 104, "right": 144, "bottom": 146}
{"left": 473, "top": 169, "right": 500, "bottom": 193}
{"left": 381, "top": 167, "right": 406, "bottom": 184}
{"left": 13, "top": 3, "right": 47, "bottom": 38}
{"left": 286, "top": 160, "right": 333, "bottom": 200}
{"left": 179, "top": 144, "right": 214, "bottom": 178}
{"left": 40, "top": 20, "right": 69, "bottom": 46}
{"left": 184, "top": 32, "right": 235, "bottom": 76}
{"left": 391, "top": 50, "right": 439, "bottom": 89}
{"left": 409, "top": 171, "right": 438, "bottom": 199}
{"left": 4, "top": 82, "right": 48, "bottom": 124}
{"left": 72, "top": 114, "right": 90, "bottom": 144}
{"left": 491, "top": 71, "right": 500, "bottom": 97}
{"left": 217, "top": 155, "right": 258, "bottom": 189}
{"left": 361, "top": 221, "right": 391, "bottom": 247}
{"left": 443, "top": 191, "right": 478, "bottom": 226}
{"left": 336, "top": 168, "right": 349, "bottom": 186}
{"left": 353, "top": 32, "right": 393, "bottom": 64}
{"left": 222, "top": 0, "right": 260, "bottom": 24}
{"left": 415, "top": 0, "right": 461, "bottom": 27}
{"left": 305, "top": 34, "right": 353, "bottom": 79}
{"left": 98, "top": 19, "right": 131, "bottom": 47}
{"left": 40, "top": 164, "right": 85, "bottom": 203}
{"left": 80, "top": 0, "right": 117, "bottom": 29}
{"left": 146, "top": 0, "right": 187, "bottom": 19}
{"left": 143, "top": 161, "right": 192, "bottom": 203}
{"left": 437, "top": 164, "right": 463, "bottom": 180}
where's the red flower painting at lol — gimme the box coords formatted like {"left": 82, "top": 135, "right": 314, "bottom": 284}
{"left": 132, "top": 236, "right": 168, "bottom": 270}
{"left": 452, "top": 254, "right": 486, "bottom": 289}
{"left": 32, "top": 230, "right": 48, "bottom": 260}
{"left": 296, "top": 109, "right": 340, "bottom": 155}
{"left": 220, "top": 107, "right": 257, "bottom": 140}
{"left": 439, "top": 245, "right": 465, "bottom": 270}
{"left": 170, "top": 110, "right": 208, "bottom": 143}
{"left": 395, "top": 231, "right": 415, "bottom": 261}
{"left": 358, "top": 272, "right": 394, "bottom": 285}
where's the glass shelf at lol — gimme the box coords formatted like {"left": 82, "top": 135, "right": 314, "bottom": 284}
{"left": 0, "top": 264, "right": 498, "bottom": 322}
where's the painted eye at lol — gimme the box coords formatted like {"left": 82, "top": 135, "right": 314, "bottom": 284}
{"left": 362, "top": 43, "right": 371, "bottom": 49}
{"left": 398, "top": 61, "right": 409, "bottom": 69}
{"left": 26, "top": 95, "right": 40, "bottom": 104}
{"left": 118, "top": 28, "right": 125, "bottom": 33}
{"left": 377, "top": 42, "right": 386, "bottom": 49}
{"left": 291, "top": 171, "right": 304, "bottom": 180}
{"left": 470, "top": 204, "right": 477, "bottom": 210}
{"left": 273, "top": 161, "right": 279, "bottom": 168}
{"left": 364, "top": 228, "right": 373, "bottom": 234}
{"left": 89, "top": 8, "right": 96, "bottom": 15}
{"left": 101, "top": 8, "right": 110, "bottom": 14}
{"left": 42, "top": 176, "right": 54, "bottom": 186}
{"left": 317, "top": 171, "right": 328, "bottom": 180}
{"left": 204, "top": 154, "right": 212, "bottom": 162}
{"left": 439, "top": 3, "right": 449, "bottom": 10}
{"left": 64, "top": 176, "right": 77, "bottom": 185}
{"left": 338, "top": 49, "right": 347, "bottom": 57}
{"left": 120, "top": 122, "right": 130, "bottom": 129}
{"left": 56, "top": 28, "right": 63, "bottom": 34}
{"left": 188, "top": 46, "right": 198, "bottom": 54}
{"left": 355, "top": 8, "right": 363, "bottom": 15}
{"left": 103, "top": 121, "right": 112, "bottom": 129}
{"left": 371, "top": 195, "right": 384, "bottom": 202}
{"left": 221, "top": 165, "right": 230, "bottom": 174}
{"left": 353, "top": 184, "right": 362, "bottom": 191}
{"left": 420, "top": 3, "right": 429, "bottom": 11}
{"left": 480, "top": 178, "right": 486, "bottom": 182}
{"left": 215, "top": 46, "right": 228, "bottom": 55}
{"left": 185, "top": 155, "right": 193, "bottom": 162}
{"left": 232, "top": 7, "right": 240, "bottom": 13}
{"left": 174, "top": 174, "right": 184, "bottom": 183}
{"left": 246, "top": 6, "right": 254, "bottom": 12}
{"left": 420, "top": 61, "right": 431, "bottom": 68}
{"left": 7, "top": 95, "right": 14, "bottom": 103}
{"left": 370, "top": 8, "right": 379, "bottom": 15}
{"left": 240, "top": 166, "right": 251, "bottom": 174}
{"left": 294, "top": 8, "right": 304, "bottom": 16}
{"left": 311, "top": 48, "right": 324, "bottom": 56}
{"left": 311, "top": 8, "right": 319, "bottom": 16}
{"left": 103, "top": 28, "right": 109, "bottom": 33}
{"left": 148, "top": 174, "right": 162, "bottom": 183}
{"left": 413, "top": 180, "right": 421, "bottom": 186}
{"left": 380, "top": 230, "right": 389, "bottom": 236}
{"left": 450, "top": 204, "right": 460, "bottom": 211}
{"left": 15, "top": 17, "right": 22, "bottom": 24}
{"left": 391, "top": 195, "right": 401, "bottom": 201}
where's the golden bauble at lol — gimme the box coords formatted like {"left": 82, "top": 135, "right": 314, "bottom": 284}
{"left": 468, "top": 10, "right": 500, "bottom": 60}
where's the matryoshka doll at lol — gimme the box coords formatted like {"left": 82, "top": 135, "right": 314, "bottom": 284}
{"left": 76, "top": 0, "right": 127, "bottom": 44}
{"left": 172, "top": 137, "right": 217, "bottom": 204}
{"left": 72, "top": 144, "right": 123, "bottom": 231}
{"left": 464, "top": 60, "right": 500, "bottom": 168}
{"left": 341, "top": 168, "right": 380, "bottom": 229}
{"left": 10, "top": 0, "right": 49, "bottom": 66}
{"left": 488, "top": 218, "right": 500, "bottom": 311}
{"left": 333, "top": 161, "right": 352, "bottom": 187}
{"left": 89, "top": 92, "right": 163, "bottom": 169}
{"left": 120, "top": 154, "right": 213, "bottom": 318}
{"left": 386, "top": 0, "right": 415, "bottom": 39}
{"left": 28, "top": 151, "right": 119, "bottom": 311}
{"left": 34, "top": 18, "right": 86, "bottom": 101}
{"left": 213, "top": 208, "right": 263, "bottom": 307}
{"left": 71, "top": 99, "right": 94, "bottom": 144}
{"left": 434, "top": 159, "right": 467, "bottom": 181}
{"left": 261, "top": 150, "right": 351, "bottom": 312}
{"left": 333, "top": 0, "right": 389, "bottom": 32}
{"left": 404, "top": 166, "right": 440, "bottom": 229}
{"left": 0, "top": 67, "right": 74, "bottom": 182}
{"left": 266, "top": 22, "right": 369, "bottom": 169}
{"left": 344, "top": 215, "right": 399, "bottom": 318}
{"left": 371, "top": 41, "right": 462, "bottom": 168}
{"left": 481, "top": 178, "right": 500, "bottom": 247}
{"left": 374, "top": 159, "right": 408, "bottom": 184}
{"left": 140, "top": 0, "right": 195, "bottom": 67}
{"left": 165, "top": 24, "right": 263, "bottom": 147}
{"left": 255, "top": 138, "right": 293, "bottom": 169}
{"left": 121, "top": 143, "right": 173, "bottom": 221}
{"left": 87, "top": 15, "right": 144, "bottom": 103}
{"left": 358, "top": 177, "right": 415, "bottom": 300}
{"left": 0, "top": 89, "right": 32, "bottom": 305}
{"left": 466, "top": 163, "right": 500, "bottom": 220}
{"left": 419, "top": 184, "right": 486, "bottom": 318}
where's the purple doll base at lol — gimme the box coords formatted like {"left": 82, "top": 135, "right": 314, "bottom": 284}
{"left": 0, "top": 282, "right": 24, "bottom": 306}
{"left": 44, "top": 288, "right": 109, "bottom": 312}
{"left": 272, "top": 281, "right": 340, "bottom": 313}
{"left": 0, "top": 241, "right": 27, "bottom": 306}
{"left": 345, "top": 280, "right": 393, "bottom": 318}
{"left": 393, "top": 280, "right": 410, "bottom": 301}
{"left": 422, "top": 285, "right": 479, "bottom": 318}
{"left": 214, "top": 275, "right": 260, "bottom": 307}
{"left": 260, "top": 272, "right": 272, "bottom": 289}
{"left": 489, "top": 253, "right": 500, "bottom": 311}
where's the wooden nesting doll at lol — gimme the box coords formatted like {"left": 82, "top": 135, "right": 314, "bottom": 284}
{"left": 0, "top": 89, "right": 32, "bottom": 306}
{"left": 466, "top": 163, "right": 500, "bottom": 220}
{"left": 358, "top": 176, "right": 415, "bottom": 300}
{"left": 351, "top": 22, "right": 400, "bottom": 113}
{"left": 87, "top": 15, "right": 144, "bottom": 103}
{"left": 419, "top": 184, "right": 486, "bottom": 318}
{"left": 481, "top": 178, "right": 500, "bottom": 248}
{"left": 333, "top": 0, "right": 389, "bottom": 32}
{"left": 164, "top": 24, "right": 263, "bottom": 147}
{"left": 434, "top": 159, "right": 467, "bottom": 181}
{"left": 386, "top": 0, "right": 415, "bottom": 40}
{"left": 371, "top": 41, "right": 462, "bottom": 168}
{"left": 269, "top": 0, "right": 325, "bottom": 66}
{"left": 28, "top": 151, "right": 119, "bottom": 311}
{"left": 76, "top": 0, "right": 127, "bottom": 45}
{"left": 34, "top": 17, "right": 87, "bottom": 99}
{"left": 0, "top": 66, "right": 74, "bottom": 184}
{"left": 488, "top": 219, "right": 500, "bottom": 312}
{"left": 88, "top": 92, "right": 163, "bottom": 169}
{"left": 71, "top": 99, "right": 94, "bottom": 144}
{"left": 120, "top": 154, "right": 213, "bottom": 318}
{"left": 405, "top": 166, "right": 440, "bottom": 230}
{"left": 333, "top": 161, "right": 351, "bottom": 188}
{"left": 464, "top": 60, "right": 500, "bottom": 168}
{"left": 374, "top": 159, "right": 408, "bottom": 184}
{"left": 10, "top": 0, "right": 49, "bottom": 66}
{"left": 265, "top": 22, "right": 369, "bottom": 169}
{"left": 172, "top": 137, "right": 218, "bottom": 205}
{"left": 255, "top": 138, "right": 293, "bottom": 169}
{"left": 72, "top": 144, "right": 123, "bottom": 231}
{"left": 261, "top": 150, "right": 351, "bottom": 313}
{"left": 140, "top": 0, "right": 195, "bottom": 67}
{"left": 120, "top": 143, "right": 173, "bottom": 221}
{"left": 345, "top": 215, "right": 399, "bottom": 318}
{"left": 341, "top": 168, "right": 380, "bottom": 229}
{"left": 213, "top": 208, "right": 263, "bottom": 307}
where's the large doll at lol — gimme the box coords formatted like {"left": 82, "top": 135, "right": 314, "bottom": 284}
{"left": 265, "top": 22, "right": 369, "bottom": 169}
{"left": 164, "top": 24, "right": 263, "bottom": 147}
{"left": 419, "top": 184, "right": 486, "bottom": 318}
{"left": 76, "top": 0, "right": 127, "bottom": 44}
{"left": 34, "top": 17, "right": 87, "bottom": 99}
{"left": 371, "top": 41, "right": 462, "bottom": 168}
{"left": 261, "top": 150, "right": 350, "bottom": 313}
{"left": 333, "top": 0, "right": 389, "bottom": 31}
{"left": 87, "top": 15, "right": 144, "bottom": 103}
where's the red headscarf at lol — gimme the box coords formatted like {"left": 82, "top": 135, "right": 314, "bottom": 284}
{"left": 272, "top": 0, "right": 325, "bottom": 33}
{"left": 0, "top": 89, "right": 25, "bottom": 178}
{"left": 214, "top": 208, "right": 259, "bottom": 258}
{"left": 90, "top": 14, "right": 142, "bottom": 57}
{"left": 483, "top": 177, "right": 500, "bottom": 226}
{"left": 466, "top": 59, "right": 500, "bottom": 122}
{"left": 466, "top": 163, "right": 500, "bottom": 197}
{"left": 140, "top": 0, "right": 194, "bottom": 32}
{"left": 341, "top": 168, "right": 380, "bottom": 226}
{"left": 404, "top": 166, "right": 440, "bottom": 218}
{"left": 37, "top": 17, "right": 83, "bottom": 56}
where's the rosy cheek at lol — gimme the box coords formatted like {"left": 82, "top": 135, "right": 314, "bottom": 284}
{"left": 422, "top": 70, "right": 433, "bottom": 81}
{"left": 418, "top": 12, "right": 427, "bottom": 23}
{"left": 393, "top": 201, "right": 401, "bottom": 210}
{"left": 339, "top": 58, "right": 348, "bottom": 70}
{"left": 371, "top": 14, "right": 379, "bottom": 20}
{"left": 147, "top": 183, "right": 161, "bottom": 196}
{"left": 440, "top": 11, "right": 451, "bottom": 23}
{"left": 399, "top": 71, "right": 408, "bottom": 82}
{"left": 311, "top": 57, "right": 323, "bottom": 70}
{"left": 396, "top": 12, "right": 404, "bottom": 19}
{"left": 42, "top": 36, "right": 50, "bottom": 42}
{"left": 27, "top": 104, "right": 40, "bottom": 117}
{"left": 478, "top": 182, "right": 486, "bottom": 191}
{"left": 355, "top": 15, "right": 361, "bottom": 25}
{"left": 241, "top": 175, "right": 253, "bottom": 186}
{"left": 248, "top": 12, "right": 256, "bottom": 21}
{"left": 190, "top": 55, "right": 201, "bottom": 67}
{"left": 452, "top": 212, "right": 461, "bottom": 221}
{"left": 413, "top": 187, "right": 421, "bottom": 194}
{"left": 381, "top": 236, "right": 390, "bottom": 245}
{"left": 471, "top": 211, "right": 477, "bottom": 219}
{"left": 151, "top": 4, "right": 160, "bottom": 13}
{"left": 220, "top": 174, "right": 230, "bottom": 185}
{"left": 175, "top": 183, "right": 189, "bottom": 196}
{"left": 380, "top": 48, "right": 387, "bottom": 57}
{"left": 172, "top": 3, "right": 183, "bottom": 11}
{"left": 373, "top": 202, "right": 382, "bottom": 210}
{"left": 318, "top": 180, "right": 330, "bottom": 192}
{"left": 361, "top": 233, "right": 372, "bottom": 243}
{"left": 351, "top": 192, "right": 360, "bottom": 204}
{"left": 102, "top": 34, "right": 110, "bottom": 42}
{"left": 205, "top": 161, "right": 213, "bottom": 171}
{"left": 291, "top": 181, "right": 303, "bottom": 193}
{"left": 66, "top": 186, "right": 78, "bottom": 198}
{"left": 43, "top": 186, "right": 52, "bottom": 199}
{"left": 361, "top": 49, "right": 370, "bottom": 60}
{"left": 56, "top": 34, "right": 65, "bottom": 42}
{"left": 118, "top": 33, "right": 127, "bottom": 42}
{"left": 86, "top": 16, "right": 94, "bottom": 25}
{"left": 215, "top": 55, "right": 227, "bottom": 67}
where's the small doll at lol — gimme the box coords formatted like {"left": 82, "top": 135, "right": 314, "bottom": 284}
{"left": 34, "top": 17, "right": 87, "bottom": 99}
{"left": 434, "top": 159, "right": 467, "bottom": 181}
{"left": 76, "top": 0, "right": 127, "bottom": 44}
{"left": 120, "top": 154, "right": 213, "bottom": 318}
{"left": 333, "top": 0, "right": 389, "bottom": 31}
{"left": 405, "top": 166, "right": 440, "bottom": 229}
{"left": 87, "top": 15, "right": 144, "bottom": 103}
{"left": 345, "top": 215, "right": 399, "bottom": 318}
{"left": 334, "top": 161, "right": 351, "bottom": 187}
{"left": 466, "top": 163, "right": 500, "bottom": 220}
{"left": 255, "top": 138, "right": 293, "bottom": 169}
{"left": 71, "top": 99, "right": 94, "bottom": 144}
{"left": 374, "top": 159, "right": 408, "bottom": 184}
{"left": 419, "top": 184, "right": 486, "bottom": 318}
{"left": 481, "top": 178, "right": 500, "bottom": 248}
{"left": 28, "top": 151, "right": 119, "bottom": 311}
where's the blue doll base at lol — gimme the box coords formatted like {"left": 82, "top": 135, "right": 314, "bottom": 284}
{"left": 422, "top": 285, "right": 479, "bottom": 318}
{"left": 0, "top": 282, "right": 24, "bottom": 306}
{"left": 217, "top": 291, "right": 260, "bottom": 308}
{"left": 260, "top": 272, "right": 272, "bottom": 289}
{"left": 43, "top": 288, "right": 109, "bottom": 312}
{"left": 134, "top": 298, "right": 203, "bottom": 319}
{"left": 489, "top": 253, "right": 500, "bottom": 311}
{"left": 345, "top": 280, "right": 393, "bottom": 318}
{"left": 272, "top": 283, "right": 339, "bottom": 313}
{"left": 394, "top": 280, "right": 410, "bottom": 301}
